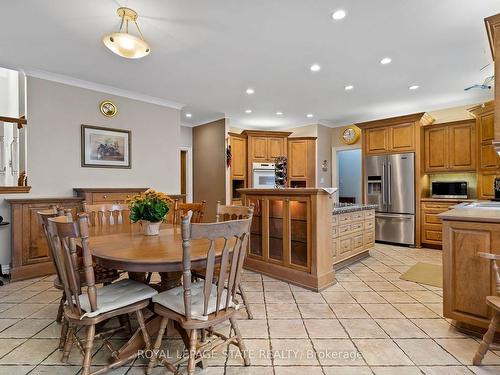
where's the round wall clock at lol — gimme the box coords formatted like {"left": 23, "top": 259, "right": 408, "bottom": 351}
{"left": 100, "top": 100, "right": 117, "bottom": 117}
{"left": 341, "top": 125, "right": 361, "bottom": 145}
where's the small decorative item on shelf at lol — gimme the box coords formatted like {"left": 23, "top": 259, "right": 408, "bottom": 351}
{"left": 127, "top": 189, "right": 173, "bottom": 236}
{"left": 226, "top": 145, "right": 232, "bottom": 168}
{"left": 274, "top": 156, "right": 288, "bottom": 188}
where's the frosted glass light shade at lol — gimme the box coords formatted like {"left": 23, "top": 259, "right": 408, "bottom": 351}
{"left": 103, "top": 32, "right": 150, "bottom": 59}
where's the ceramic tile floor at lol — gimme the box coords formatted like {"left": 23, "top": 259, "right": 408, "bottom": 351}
{"left": 1, "top": 243, "right": 500, "bottom": 374}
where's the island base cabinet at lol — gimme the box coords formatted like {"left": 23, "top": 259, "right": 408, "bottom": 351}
{"left": 241, "top": 188, "right": 335, "bottom": 291}
{"left": 442, "top": 220, "right": 500, "bottom": 333}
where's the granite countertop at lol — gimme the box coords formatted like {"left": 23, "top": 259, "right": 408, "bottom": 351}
{"left": 438, "top": 201, "right": 500, "bottom": 223}
{"left": 333, "top": 204, "right": 378, "bottom": 215}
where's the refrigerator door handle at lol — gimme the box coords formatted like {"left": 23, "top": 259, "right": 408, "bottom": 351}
{"left": 382, "top": 163, "right": 386, "bottom": 206}
{"left": 388, "top": 162, "right": 392, "bottom": 205}
{"left": 377, "top": 213, "right": 413, "bottom": 220}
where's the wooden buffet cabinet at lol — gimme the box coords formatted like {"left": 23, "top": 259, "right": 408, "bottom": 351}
{"left": 240, "top": 188, "right": 335, "bottom": 291}
{"left": 8, "top": 197, "right": 84, "bottom": 281}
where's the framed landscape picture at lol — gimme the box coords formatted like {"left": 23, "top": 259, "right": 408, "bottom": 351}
{"left": 81, "top": 125, "right": 131, "bottom": 168}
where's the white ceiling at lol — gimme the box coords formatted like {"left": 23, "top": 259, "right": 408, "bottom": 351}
{"left": 0, "top": 0, "right": 498, "bottom": 128}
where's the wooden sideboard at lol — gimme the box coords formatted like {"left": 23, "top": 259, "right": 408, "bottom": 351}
{"left": 8, "top": 197, "right": 84, "bottom": 281}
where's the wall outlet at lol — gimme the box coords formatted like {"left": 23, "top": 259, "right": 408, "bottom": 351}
{"left": 320, "top": 177, "right": 324, "bottom": 183}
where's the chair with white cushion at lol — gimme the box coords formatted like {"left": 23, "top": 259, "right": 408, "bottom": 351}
{"left": 47, "top": 213, "right": 158, "bottom": 375}
{"left": 473, "top": 252, "right": 500, "bottom": 365}
{"left": 146, "top": 212, "right": 253, "bottom": 375}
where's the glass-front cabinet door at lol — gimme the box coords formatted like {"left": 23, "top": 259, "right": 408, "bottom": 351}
{"left": 268, "top": 198, "right": 285, "bottom": 263}
{"left": 289, "top": 198, "right": 310, "bottom": 270}
{"left": 247, "top": 197, "right": 264, "bottom": 258}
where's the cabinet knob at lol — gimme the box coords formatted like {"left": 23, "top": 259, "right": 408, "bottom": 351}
{"left": 103, "top": 195, "right": 107, "bottom": 199}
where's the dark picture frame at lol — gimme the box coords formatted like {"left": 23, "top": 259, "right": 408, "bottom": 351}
{"left": 81, "top": 125, "right": 131, "bottom": 168}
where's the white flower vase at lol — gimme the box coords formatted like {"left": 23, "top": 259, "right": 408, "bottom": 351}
{"left": 141, "top": 220, "right": 162, "bottom": 236}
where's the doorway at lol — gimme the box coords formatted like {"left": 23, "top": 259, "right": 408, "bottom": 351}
{"left": 179, "top": 147, "right": 192, "bottom": 203}
{"left": 336, "top": 149, "right": 362, "bottom": 204}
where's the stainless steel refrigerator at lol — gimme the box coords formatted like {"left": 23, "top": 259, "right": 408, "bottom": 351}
{"left": 365, "top": 153, "right": 415, "bottom": 246}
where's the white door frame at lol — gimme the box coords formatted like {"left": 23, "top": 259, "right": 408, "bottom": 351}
{"left": 180, "top": 146, "right": 193, "bottom": 203}
{"left": 332, "top": 145, "right": 362, "bottom": 202}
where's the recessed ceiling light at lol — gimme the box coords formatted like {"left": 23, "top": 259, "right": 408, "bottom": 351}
{"left": 380, "top": 57, "right": 392, "bottom": 65}
{"left": 276, "top": 111, "right": 283, "bottom": 116}
{"left": 332, "top": 10, "right": 346, "bottom": 20}
{"left": 310, "top": 64, "right": 321, "bottom": 72}
{"left": 306, "top": 113, "right": 314, "bottom": 118}
{"left": 246, "top": 88, "right": 255, "bottom": 95}
{"left": 344, "top": 85, "right": 354, "bottom": 91}
{"left": 185, "top": 113, "right": 192, "bottom": 118}
{"left": 409, "top": 85, "right": 420, "bottom": 90}
{"left": 245, "top": 109, "right": 252, "bottom": 114}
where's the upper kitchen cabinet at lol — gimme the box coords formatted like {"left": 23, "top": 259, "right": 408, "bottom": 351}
{"left": 229, "top": 133, "right": 247, "bottom": 180}
{"left": 288, "top": 137, "right": 316, "bottom": 187}
{"left": 469, "top": 102, "right": 497, "bottom": 171}
{"left": 244, "top": 131, "right": 290, "bottom": 163}
{"left": 358, "top": 113, "right": 433, "bottom": 156}
{"left": 423, "top": 120, "right": 476, "bottom": 173}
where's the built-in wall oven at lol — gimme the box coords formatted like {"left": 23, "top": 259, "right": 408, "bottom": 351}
{"left": 252, "top": 162, "right": 275, "bottom": 188}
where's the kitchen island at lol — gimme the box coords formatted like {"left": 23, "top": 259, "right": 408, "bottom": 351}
{"left": 238, "top": 188, "right": 377, "bottom": 291}
{"left": 439, "top": 202, "right": 500, "bottom": 334}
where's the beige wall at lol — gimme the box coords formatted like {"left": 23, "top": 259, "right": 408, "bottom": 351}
{"left": 180, "top": 126, "right": 193, "bottom": 147}
{"left": 316, "top": 125, "right": 333, "bottom": 187}
{"left": 0, "top": 76, "right": 181, "bottom": 269}
{"left": 193, "top": 119, "right": 227, "bottom": 221}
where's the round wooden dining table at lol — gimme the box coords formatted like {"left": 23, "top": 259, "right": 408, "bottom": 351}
{"left": 89, "top": 224, "right": 230, "bottom": 365}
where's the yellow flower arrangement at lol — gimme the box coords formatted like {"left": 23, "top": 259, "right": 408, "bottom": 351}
{"left": 126, "top": 189, "right": 174, "bottom": 223}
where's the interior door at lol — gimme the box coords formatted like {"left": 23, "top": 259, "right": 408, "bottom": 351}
{"left": 387, "top": 153, "right": 414, "bottom": 214}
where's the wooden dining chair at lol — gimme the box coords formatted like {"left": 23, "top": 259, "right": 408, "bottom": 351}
{"left": 193, "top": 201, "right": 255, "bottom": 319}
{"left": 83, "top": 202, "right": 131, "bottom": 233}
{"left": 47, "top": 213, "right": 158, "bottom": 375}
{"left": 473, "top": 252, "right": 500, "bottom": 365}
{"left": 146, "top": 213, "right": 253, "bottom": 375}
{"left": 38, "top": 208, "right": 120, "bottom": 344}
{"left": 172, "top": 199, "right": 206, "bottom": 225}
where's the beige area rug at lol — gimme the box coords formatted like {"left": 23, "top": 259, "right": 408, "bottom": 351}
{"left": 400, "top": 262, "right": 443, "bottom": 288}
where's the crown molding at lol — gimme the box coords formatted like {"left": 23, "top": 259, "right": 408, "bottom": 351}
{"left": 21, "top": 68, "right": 184, "bottom": 110}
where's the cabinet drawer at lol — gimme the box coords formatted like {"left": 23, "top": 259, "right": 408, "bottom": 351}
{"left": 351, "top": 212, "right": 364, "bottom": 222}
{"left": 364, "top": 220, "right": 374, "bottom": 229}
{"left": 92, "top": 192, "right": 136, "bottom": 203}
{"left": 363, "top": 231, "right": 374, "bottom": 245}
{"left": 339, "top": 237, "right": 352, "bottom": 255}
{"left": 350, "top": 222, "right": 364, "bottom": 232}
{"left": 353, "top": 233, "right": 364, "bottom": 250}
{"left": 338, "top": 213, "right": 351, "bottom": 224}
{"left": 332, "top": 226, "right": 339, "bottom": 239}
{"left": 423, "top": 228, "right": 442, "bottom": 243}
{"left": 338, "top": 224, "right": 351, "bottom": 235}
{"left": 422, "top": 202, "right": 453, "bottom": 210}
{"left": 332, "top": 215, "right": 339, "bottom": 226}
{"left": 364, "top": 210, "right": 375, "bottom": 219}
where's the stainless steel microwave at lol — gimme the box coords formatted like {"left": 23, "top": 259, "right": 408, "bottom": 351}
{"left": 431, "top": 181, "right": 468, "bottom": 199}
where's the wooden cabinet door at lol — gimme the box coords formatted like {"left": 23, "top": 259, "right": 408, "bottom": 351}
{"left": 479, "top": 113, "right": 495, "bottom": 143}
{"left": 230, "top": 136, "right": 247, "bottom": 179}
{"left": 480, "top": 144, "right": 499, "bottom": 170}
{"left": 288, "top": 140, "right": 308, "bottom": 178}
{"left": 479, "top": 173, "right": 496, "bottom": 199}
{"left": 389, "top": 122, "right": 414, "bottom": 152}
{"left": 365, "top": 128, "right": 389, "bottom": 154}
{"left": 251, "top": 137, "right": 268, "bottom": 161}
{"left": 424, "top": 126, "right": 448, "bottom": 172}
{"left": 448, "top": 122, "right": 475, "bottom": 171}
{"left": 268, "top": 137, "right": 285, "bottom": 160}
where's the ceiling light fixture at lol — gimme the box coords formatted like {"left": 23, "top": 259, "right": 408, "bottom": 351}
{"left": 246, "top": 88, "right": 255, "bottom": 95}
{"left": 310, "top": 64, "right": 321, "bottom": 72}
{"left": 306, "top": 113, "right": 314, "bottom": 118}
{"left": 276, "top": 111, "right": 283, "bottom": 116}
{"left": 409, "top": 85, "right": 420, "bottom": 90}
{"left": 345, "top": 85, "right": 354, "bottom": 91}
{"left": 380, "top": 57, "right": 392, "bottom": 65}
{"left": 245, "top": 109, "right": 252, "bottom": 114}
{"left": 332, "top": 10, "right": 346, "bottom": 20}
{"left": 185, "top": 113, "right": 192, "bottom": 118}
{"left": 103, "top": 7, "right": 151, "bottom": 59}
